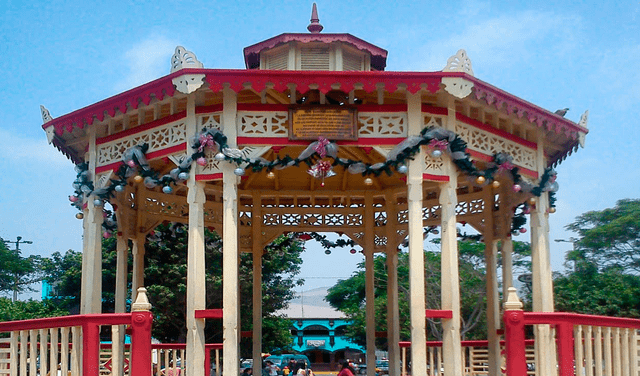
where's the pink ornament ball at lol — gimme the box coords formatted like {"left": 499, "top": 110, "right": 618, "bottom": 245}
{"left": 103, "top": 231, "right": 111, "bottom": 238}
{"left": 196, "top": 157, "right": 208, "bottom": 166}
{"left": 512, "top": 184, "right": 521, "bottom": 192}
{"left": 519, "top": 228, "right": 527, "bottom": 233}
{"left": 350, "top": 249, "right": 357, "bottom": 254}
{"left": 127, "top": 159, "right": 136, "bottom": 167}
{"left": 69, "top": 195, "right": 79, "bottom": 202}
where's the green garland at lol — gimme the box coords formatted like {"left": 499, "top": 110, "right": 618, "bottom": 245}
{"left": 70, "top": 125, "right": 559, "bottom": 238}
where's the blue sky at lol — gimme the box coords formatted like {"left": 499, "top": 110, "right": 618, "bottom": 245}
{"left": 1, "top": 1, "right": 639, "bottom": 298}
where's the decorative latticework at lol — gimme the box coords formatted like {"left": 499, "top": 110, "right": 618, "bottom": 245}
{"left": 454, "top": 120, "right": 537, "bottom": 172}
{"left": 358, "top": 112, "right": 408, "bottom": 137}
{"left": 238, "top": 111, "right": 288, "bottom": 137}
{"left": 199, "top": 113, "right": 222, "bottom": 130}
{"left": 97, "top": 120, "right": 187, "bottom": 167}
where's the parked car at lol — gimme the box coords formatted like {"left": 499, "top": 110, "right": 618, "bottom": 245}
{"left": 264, "top": 354, "right": 311, "bottom": 375}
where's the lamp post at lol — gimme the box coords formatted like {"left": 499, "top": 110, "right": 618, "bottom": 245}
{"left": 2, "top": 236, "right": 34, "bottom": 302}
{"left": 554, "top": 237, "right": 578, "bottom": 272}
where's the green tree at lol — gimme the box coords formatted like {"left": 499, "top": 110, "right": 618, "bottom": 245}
{"left": 43, "top": 223, "right": 304, "bottom": 355}
{"left": 0, "top": 297, "right": 69, "bottom": 322}
{"left": 565, "top": 199, "right": 640, "bottom": 273}
{"left": 0, "top": 237, "right": 43, "bottom": 301}
{"left": 552, "top": 199, "right": 640, "bottom": 317}
{"left": 326, "top": 239, "right": 528, "bottom": 346}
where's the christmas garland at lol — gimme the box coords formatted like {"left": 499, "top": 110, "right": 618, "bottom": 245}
{"left": 69, "top": 126, "right": 558, "bottom": 238}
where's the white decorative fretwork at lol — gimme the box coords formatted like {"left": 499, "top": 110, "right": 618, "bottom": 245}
{"left": 237, "top": 112, "right": 288, "bottom": 137}
{"left": 97, "top": 120, "right": 187, "bottom": 168}
{"left": 454, "top": 121, "right": 537, "bottom": 172}
{"left": 358, "top": 113, "right": 408, "bottom": 137}
{"left": 40, "top": 105, "right": 53, "bottom": 123}
{"left": 442, "top": 77, "right": 474, "bottom": 99}
{"left": 197, "top": 146, "right": 272, "bottom": 177}
{"left": 442, "top": 49, "right": 474, "bottom": 76}
{"left": 170, "top": 46, "right": 205, "bottom": 94}
{"left": 199, "top": 113, "right": 223, "bottom": 130}
{"left": 578, "top": 110, "right": 588, "bottom": 148}
{"left": 424, "top": 152, "right": 445, "bottom": 174}
{"left": 170, "top": 46, "right": 204, "bottom": 73}
{"left": 95, "top": 171, "right": 114, "bottom": 190}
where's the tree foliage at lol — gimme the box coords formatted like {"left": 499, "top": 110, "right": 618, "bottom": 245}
{"left": 326, "top": 239, "right": 530, "bottom": 346}
{"left": 565, "top": 199, "right": 640, "bottom": 274}
{"left": 42, "top": 223, "right": 304, "bottom": 355}
{"left": 554, "top": 199, "right": 640, "bottom": 317}
{"left": 0, "top": 237, "right": 43, "bottom": 299}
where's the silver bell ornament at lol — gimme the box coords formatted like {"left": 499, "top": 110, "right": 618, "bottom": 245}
{"left": 162, "top": 185, "right": 173, "bottom": 194}
{"left": 178, "top": 172, "right": 190, "bottom": 180}
{"left": 93, "top": 199, "right": 103, "bottom": 206}
{"left": 114, "top": 185, "right": 125, "bottom": 193}
{"left": 430, "top": 149, "right": 443, "bottom": 158}
{"left": 234, "top": 167, "right": 246, "bottom": 176}
{"left": 215, "top": 152, "right": 226, "bottom": 161}
{"left": 397, "top": 165, "right": 408, "bottom": 174}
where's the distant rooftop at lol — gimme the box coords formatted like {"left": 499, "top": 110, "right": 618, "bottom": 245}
{"left": 278, "top": 287, "right": 345, "bottom": 319}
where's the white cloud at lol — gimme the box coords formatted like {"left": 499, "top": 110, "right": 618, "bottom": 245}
{"left": 403, "top": 10, "right": 581, "bottom": 73}
{"left": 0, "top": 128, "right": 69, "bottom": 168}
{"left": 113, "top": 35, "right": 179, "bottom": 92}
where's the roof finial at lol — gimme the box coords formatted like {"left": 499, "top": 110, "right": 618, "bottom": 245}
{"left": 307, "top": 3, "right": 324, "bottom": 33}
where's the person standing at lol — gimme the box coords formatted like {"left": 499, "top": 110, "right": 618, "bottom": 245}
{"left": 337, "top": 361, "right": 356, "bottom": 376}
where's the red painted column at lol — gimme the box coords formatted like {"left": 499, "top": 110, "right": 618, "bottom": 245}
{"left": 503, "top": 309, "right": 527, "bottom": 376}
{"left": 83, "top": 322, "right": 101, "bottom": 376}
{"left": 205, "top": 346, "right": 211, "bottom": 376}
{"left": 130, "top": 310, "right": 153, "bottom": 376}
{"left": 556, "top": 322, "right": 575, "bottom": 376}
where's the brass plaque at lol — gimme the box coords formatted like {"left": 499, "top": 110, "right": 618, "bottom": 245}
{"left": 289, "top": 107, "right": 358, "bottom": 141}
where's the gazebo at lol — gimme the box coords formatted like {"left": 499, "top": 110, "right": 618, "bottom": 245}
{"left": 38, "top": 4, "right": 589, "bottom": 376}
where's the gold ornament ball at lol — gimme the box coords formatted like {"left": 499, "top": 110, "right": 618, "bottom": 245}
{"left": 475, "top": 176, "right": 486, "bottom": 184}
{"left": 492, "top": 180, "right": 501, "bottom": 188}
{"left": 549, "top": 207, "right": 556, "bottom": 213}
{"left": 76, "top": 213, "right": 84, "bottom": 219}
{"left": 364, "top": 177, "right": 373, "bottom": 186}
{"left": 528, "top": 197, "right": 537, "bottom": 205}
{"left": 134, "top": 175, "right": 144, "bottom": 183}
{"left": 267, "top": 171, "right": 275, "bottom": 179}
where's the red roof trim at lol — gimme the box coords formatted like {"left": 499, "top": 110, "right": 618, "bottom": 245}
{"left": 96, "top": 111, "right": 186, "bottom": 145}
{"left": 456, "top": 113, "right": 537, "bottom": 149}
{"left": 243, "top": 33, "right": 388, "bottom": 70}
{"left": 468, "top": 150, "right": 538, "bottom": 178}
{"left": 43, "top": 69, "right": 586, "bottom": 167}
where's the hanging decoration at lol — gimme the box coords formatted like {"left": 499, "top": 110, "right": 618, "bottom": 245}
{"left": 69, "top": 125, "right": 560, "bottom": 238}
{"left": 291, "top": 232, "right": 358, "bottom": 252}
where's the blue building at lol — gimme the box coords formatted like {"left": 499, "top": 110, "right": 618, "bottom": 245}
{"left": 281, "top": 288, "right": 364, "bottom": 370}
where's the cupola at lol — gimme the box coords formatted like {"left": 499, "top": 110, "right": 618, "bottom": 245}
{"left": 243, "top": 3, "right": 388, "bottom": 71}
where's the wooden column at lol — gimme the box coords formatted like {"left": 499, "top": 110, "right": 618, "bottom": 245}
{"left": 501, "top": 238, "right": 514, "bottom": 293}
{"left": 222, "top": 87, "right": 240, "bottom": 376}
{"left": 531, "top": 133, "right": 555, "bottom": 376}
{"left": 386, "top": 193, "right": 400, "bottom": 376}
{"left": 439, "top": 98, "right": 463, "bottom": 376}
{"left": 252, "top": 194, "right": 263, "bottom": 375}
{"left": 80, "top": 126, "right": 103, "bottom": 314}
{"left": 484, "top": 189, "right": 500, "bottom": 376}
{"left": 112, "top": 233, "right": 128, "bottom": 376}
{"left": 406, "top": 92, "right": 428, "bottom": 375}
{"left": 364, "top": 194, "right": 376, "bottom": 376}
{"left": 185, "top": 93, "right": 207, "bottom": 376}
{"left": 131, "top": 234, "right": 145, "bottom": 294}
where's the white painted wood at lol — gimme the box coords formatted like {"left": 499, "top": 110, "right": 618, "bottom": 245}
{"left": 81, "top": 126, "right": 104, "bottom": 314}
{"left": 406, "top": 91, "right": 428, "bottom": 376}
{"left": 252, "top": 193, "right": 263, "bottom": 376}
{"left": 440, "top": 99, "right": 463, "bottom": 376}
{"left": 222, "top": 87, "right": 240, "bottom": 376}
{"left": 71, "top": 327, "right": 80, "bottom": 376}
{"left": 365, "top": 194, "right": 376, "bottom": 376}
{"left": 500, "top": 238, "right": 514, "bottom": 293}
{"left": 185, "top": 93, "right": 207, "bottom": 376}
{"left": 386, "top": 193, "right": 400, "bottom": 376}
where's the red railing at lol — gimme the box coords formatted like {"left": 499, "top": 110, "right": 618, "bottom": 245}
{"left": 504, "top": 310, "right": 640, "bottom": 376}
{"left": 0, "top": 311, "right": 152, "bottom": 376}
